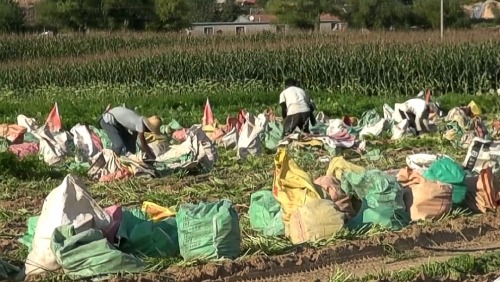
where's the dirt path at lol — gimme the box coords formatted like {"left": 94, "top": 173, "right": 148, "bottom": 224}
{"left": 160, "top": 212, "right": 500, "bottom": 282}
{"left": 7, "top": 207, "right": 500, "bottom": 282}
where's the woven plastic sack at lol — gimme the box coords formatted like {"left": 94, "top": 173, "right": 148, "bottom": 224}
{"left": 116, "top": 208, "right": 178, "bottom": 257}
{"left": 141, "top": 201, "right": 176, "bottom": 222}
{"left": 263, "top": 121, "right": 283, "bottom": 150}
{"left": 326, "top": 156, "right": 365, "bottom": 181}
{"left": 422, "top": 157, "right": 467, "bottom": 205}
{"left": 398, "top": 167, "right": 453, "bottom": 221}
{"left": 51, "top": 224, "right": 146, "bottom": 279}
{"left": 272, "top": 148, "right": 324, "bottom": 235}
{"left": 18, "top": 216, "right": 40, "bottom": 252}
{"left": 177, "top": 200, "right": 241, "bottom": 261}
{"left": 0, "top": 124, "right": 26, "bottom": 143}
{"left": 314, "top": 176, "right": 355, "bottom": 219}
{"left": 342, "top": 170, "right": 410, "bottom": 230}
{"left": 465, "top": 164, "right": 500, "bottom": 213}
{"left": 25, "top": 175, "right": 112, "bottom": 276}
{"left": 468, "top": 100, "right": 481, "bottom": 117}
{"left": 249, "top": 190, "right": 285, "bottom": 236}
{"left": 289, "top": 199, "right": 345, "bottom": 244}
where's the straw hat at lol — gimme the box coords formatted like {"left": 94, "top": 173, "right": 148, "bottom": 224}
{"left": 143, "top": 115, "right": 162, "bottom": 134}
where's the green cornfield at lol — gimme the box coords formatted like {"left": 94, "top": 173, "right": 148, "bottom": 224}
{"left": 1, "top": 31, "right": 499, "bottom": 95}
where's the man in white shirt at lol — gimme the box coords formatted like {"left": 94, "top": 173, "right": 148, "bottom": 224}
{"left": 100, "top": 106, "right": 162, "bottom": 159}
{"left": 395, "top": 98, "right": 438, "bottom": 135}
{"left": 279, "top": 78, "right": 316, "bottom": 137}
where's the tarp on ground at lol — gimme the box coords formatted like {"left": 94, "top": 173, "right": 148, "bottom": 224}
{"left": 51, "top": 224, "right": 146, "bottom": 279}
{"left": 349, "top": 110, "right": 381, "bottom": 135}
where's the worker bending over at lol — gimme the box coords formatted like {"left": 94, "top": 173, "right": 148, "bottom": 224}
{"left": 279, "top": 78, "right": 316, "bottom": 137}
{"left": 100, "top": 106, "right": 162, "bottom": 159}
{"left": 395, "top": 98, "right": 438, "bottom": 136}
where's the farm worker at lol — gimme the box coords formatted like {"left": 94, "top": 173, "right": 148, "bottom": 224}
{"left": 99, "top": 106, "right": 162, "bottom": 159}
{"left": 279, "top": 78, "right": 316, "bottom": 137}
{"left": 394, "top": 98, "right": 439, "bottom": 136}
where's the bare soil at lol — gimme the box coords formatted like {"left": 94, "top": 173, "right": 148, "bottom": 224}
{"left": 4, "top": 200, "right": 500, "bottom": 282}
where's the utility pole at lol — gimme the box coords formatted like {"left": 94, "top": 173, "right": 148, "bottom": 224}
{"left": 440, "top": 0, "right": 444, "bottom": 39}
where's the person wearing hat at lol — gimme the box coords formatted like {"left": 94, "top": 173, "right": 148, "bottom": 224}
{"left": 100, "top": 106, "right": 162, "bottom": 159}
{"left": 395, "top": 98, "right": 438, "bottom": 136}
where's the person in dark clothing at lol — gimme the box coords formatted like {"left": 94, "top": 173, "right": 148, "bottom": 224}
{"left": 279, "top": 78, "right": 316, "bottom": 137}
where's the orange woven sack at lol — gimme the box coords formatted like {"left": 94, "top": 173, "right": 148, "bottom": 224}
{"left": 465, "top": 163, "right": 500, "bottom": 213}
{"left": 398, "top": 167, "right": 453, "bottom": 221}
{"left": 0, "top": 124, "right": 27, "bottom": 143}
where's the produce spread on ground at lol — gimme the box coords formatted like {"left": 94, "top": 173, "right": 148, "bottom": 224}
{"left": 1, "top": 31, "right": 500, "bottom": 282}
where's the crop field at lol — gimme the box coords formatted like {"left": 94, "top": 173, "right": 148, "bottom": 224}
{"left": 1, "top": 30, "right": 500, "bottom": 282}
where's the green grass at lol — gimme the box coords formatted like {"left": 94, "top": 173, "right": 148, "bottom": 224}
{"left": 1, "top": 83, "right": 500, "bottom": 128}
{"left": 328, "top": 251, "right": 500, "bottom": 282}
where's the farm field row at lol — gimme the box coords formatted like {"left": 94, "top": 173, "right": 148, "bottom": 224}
{"left": 1, "top": 31, "right": 498, "bottom": 95}
{"left": 1, "top": 84, "right": 499, "bottom": 127}
{"left": 1, "top": 86, "right": 500, "bottom": 281}
{"left": 1, "top": 31, "right": 497, "bottom": 63}
{"left": 1, "top": 30, "right": 500, "bottom": 281}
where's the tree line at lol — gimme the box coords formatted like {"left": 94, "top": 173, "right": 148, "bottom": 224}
{"left": 0, "top": 0, "right": 496, "bottom": 33}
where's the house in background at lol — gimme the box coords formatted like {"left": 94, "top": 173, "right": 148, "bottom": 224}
{"left": 189, "top": 13, "right": 348, "bottom": 35}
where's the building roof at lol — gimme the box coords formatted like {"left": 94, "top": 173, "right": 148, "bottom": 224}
{"left": 230, "top": 12, "right": 340, "bottom": 24}
{"left": 236, "top": 0, "right": 257, "bottom": 4}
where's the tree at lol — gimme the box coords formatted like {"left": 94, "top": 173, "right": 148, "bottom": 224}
{"left": 412, "top": 0, "right": 471, "bottom": 29}
{"left": 0, "top": 0, "right": 24, "bottom": 32}
{"left": 266, "top": 0, "right": 337, "bottom": 30}
{"left": 154, "top": 0, "right": 191, "bottom": 30}
{"left": 213, "top": 0, "right": 243, "bottom": 22}
{"left": 103, "top": 0, "right": 155, "bottom": 30}
{"left": 188, "top": 0, "right": 217, "bottom": 22}
{"left": 34, "top": 0, "right": 104, "bottom": 32}
{"left": 343, "top": 0, "right": 409, "bottom": 29}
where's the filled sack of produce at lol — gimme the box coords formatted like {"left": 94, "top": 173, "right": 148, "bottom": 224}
{"left": 249, "top": 190, "right": 285, "bottom": 236}
{"left": 326, "top": 156, "right": 365, "bottom": 181}
{"left": 176, "top": 200, "right": 240, "bottom": 261}
{"left": 288, "top": 199, "right": 345, "bottom": 244}
{"left": 25, "top": 175, "right": 112, "bottom": 276}
{"left": 465, "top": 164, "right": 500, "bottom": 213}
{"left": 313, "top": 176, "right": 356, "bottom": 219}
{"left": 272, "top": 148, "right": 324, "bottom": 235}
{"left": 422, "top": 157, "right": 467, "bottom": 205}
{"left": 342, "top": 170, "right": 410, "bottom": 231}
{"left": 398, "top": 167, "right": 453, "bottom": 221}
{"left": 116, "top": 208, "right": 179, "bottom": 257}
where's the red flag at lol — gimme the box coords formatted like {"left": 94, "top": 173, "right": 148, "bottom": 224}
{"left": 202, "top": 98, "right": 214, "bottom": 126}
{"left": 45, "top": 103, "right": 62, "bottom": 133}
